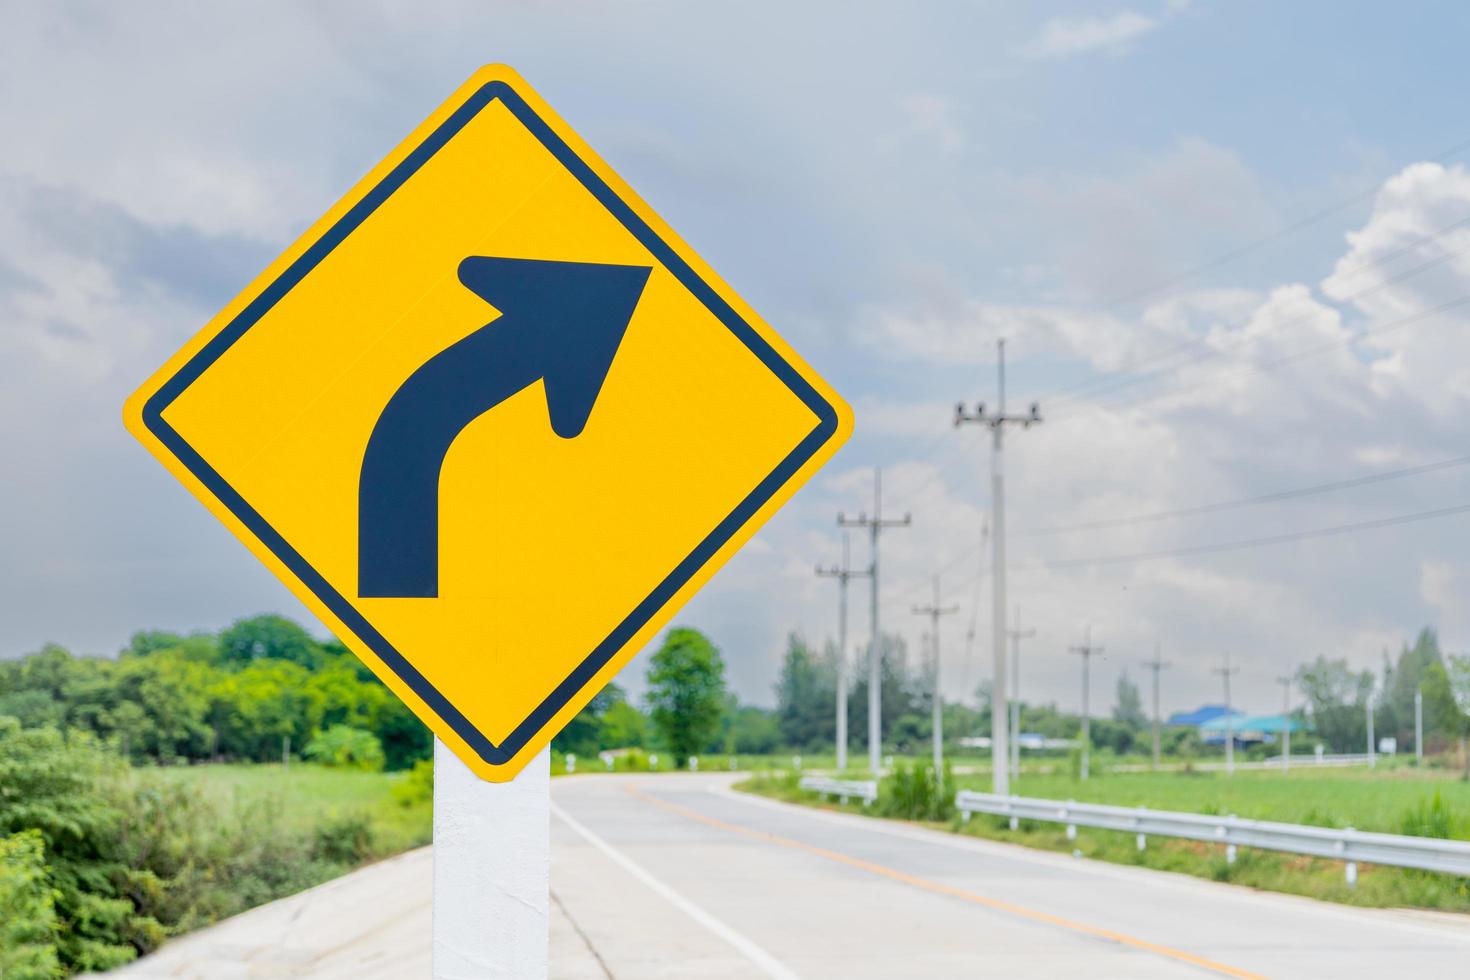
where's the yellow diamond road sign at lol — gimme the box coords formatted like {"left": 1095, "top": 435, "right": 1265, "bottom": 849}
{"left": 123, "top": 65, "right": 852, "bottom": 781}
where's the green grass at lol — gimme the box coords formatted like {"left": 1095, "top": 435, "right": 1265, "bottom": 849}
{"left": 969, "top": 766, "right": 1470, "bottom": 834}
{"left": 154, "top": 762, "right": 431, "bottom": 855}
{"left": 739, "top": 765, "right": 1470, "bottom": 912}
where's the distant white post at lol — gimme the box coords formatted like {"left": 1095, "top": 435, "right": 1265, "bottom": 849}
{"left": 1213, "top": 653, "right": 1239, "bottom": 776}
{"left": 1415, "top": 690, "right": 1424, "bottom": 765}
{"left": 1367, "top": 697, "right": 1376, "bottom": 770}
{"left": 433, "top": 739, "right": 549, "bottom": 979}
{"left": 1276, "top": 675, "right": 1293, "bottom": 774}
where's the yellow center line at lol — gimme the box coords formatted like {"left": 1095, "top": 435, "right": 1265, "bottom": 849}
{"left": 625, "top": 784, "right": 1266, "bottom": 980}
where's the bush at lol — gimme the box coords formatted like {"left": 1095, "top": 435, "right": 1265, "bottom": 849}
{"left": 877, "top": 762, "right": 953, "bottom": 821}
{"left": 312, "top": 812, "right": 377, "bottom": 865}
{"left": 0, "top": 830, "right": 61, "bottom": 980}
{"left": 0, "top": 718, "right": 143, "bottom": 972}
{"left": 304, "top": 725, "right": 386, "bottom": 771}
{"left": 392, "top": 758, "right": 434, "bottom": 807}
{"left": 1401, "top": 791, "right": 1462, "bottom": 839}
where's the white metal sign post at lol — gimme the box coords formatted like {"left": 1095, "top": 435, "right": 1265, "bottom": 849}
{"left": 433, "top": 741, "right": 550, "bottom": 979}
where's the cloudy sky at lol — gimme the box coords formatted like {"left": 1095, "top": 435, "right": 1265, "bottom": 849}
{"left": 5, "top": 1, "right": 1470, "bottom": 719}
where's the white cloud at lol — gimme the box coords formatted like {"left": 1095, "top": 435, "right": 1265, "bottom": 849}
{"left": 858, "top": 159, "right": 1470, "bottom": 713}
{"left": 1019, "top": 10, "right": 1159, "bottom": 61}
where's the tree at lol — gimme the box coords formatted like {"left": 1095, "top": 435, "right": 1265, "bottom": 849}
{"left": 725, "top": 706, "right": 780, "bottom": 754}
{"left": 304, "top": 725, "right": 386, "bottom": 771}
{"left": 645, "top": 628, "right": 727, "bottom": 765}
{"left": 1296, "top": 656, "right": 1373, "bottom": 753}
{"left": 1112, "top": 671, "right": 1146, "bottom": 730}
{"left": 218, "top": 614, "right": 321, "bottom": 669}
{"left": 849, "top": 633, "right": 922, "bottom": 752}
{"left": 600, "top": 698, "right": 646, "bottom": 750}
{"left": 0, "top": 830, "right": 60, "bottom": 980}
{"left": 1445, "top": 655, "right": 1470, "bottom": 776}
{"left": 552, "top": 683, "right": 630, "bottom": 757}
{"left": 774, "top": 633, "right": 834, "bottom": 750}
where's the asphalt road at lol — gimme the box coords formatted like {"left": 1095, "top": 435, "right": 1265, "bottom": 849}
{"left": 109, "top": 773, "right": 1470, "bottom": 978}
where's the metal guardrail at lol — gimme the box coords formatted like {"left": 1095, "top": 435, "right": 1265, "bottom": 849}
{"left": 799, "top": 776, "right": 878, "bottom": 806}
{"left": 954, "top": 790, "right": 1470, "bottom": 887}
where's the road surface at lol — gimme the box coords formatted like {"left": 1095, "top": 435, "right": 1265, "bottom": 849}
{"left": 109, "top": 773, "right": 1470, "bottom": 978}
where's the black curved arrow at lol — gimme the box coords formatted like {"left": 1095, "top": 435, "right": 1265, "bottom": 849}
{"left": 358, "top": 256, "right": 651, "bottom": 598}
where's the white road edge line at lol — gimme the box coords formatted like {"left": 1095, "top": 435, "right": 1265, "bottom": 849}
{"left": 550, "top": 798, "right": 803, "bottom": 980}
{"left": 715, "top": 782, "right": 1470, "bottom": 945}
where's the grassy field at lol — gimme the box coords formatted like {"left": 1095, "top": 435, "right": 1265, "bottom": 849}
{"left": 155, "top": 762, "right": 432, "bottom": 855}
{"left": 740, "top": 765, "right": 1470, "bottom": 912}
{"left": 970, "top": 765, "right": 1470, "bottom": 834}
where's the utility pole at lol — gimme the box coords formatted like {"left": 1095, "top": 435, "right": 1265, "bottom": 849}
{"left": 839, "top": 468, "right": 910, "bottom": 775}
{"left": 816, "top": 532, "right": 871, "bottom": 772}
{"left": 1415, "top": 689, "right": 1424, "bottom": 766}
{"left": 913, "top": 576, "right": 960, "bottom": 777}
{"left": 1275, "top": 675, "right": 1293, "bottom": 773}
{"left": 955, "top": 338, "right": 1042, "bottom": 795}
{"left": 1069, "top": 627, "right": 1103, "bottom": 781}
{"left": 1213, "top": 654, "right": 1240, "bottom": 775}
{"left": 1142, "top": 647, "right": 1170, "bottom": 771}
{"left": 1006, "top": 607, "right": 1035, "bottom": 782}
{"left": 1367, "top": 693, "right": 1377, "bottom": 769}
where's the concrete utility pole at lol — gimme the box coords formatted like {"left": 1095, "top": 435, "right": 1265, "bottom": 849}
{"left": 1069, "top": 627, "right": 1103, "bottom": 781}
{"left": 816, "top": 532, "right": 871, "bottom": 772}
{"left": 1276, "top": 675, "right": 1293, "bottom": 773}
{"left": 1006, "top": 607, "right": 1036, "bottom": 782}
{"left": 1416, "top": 689, "right": 1424, "bottom": 765}
{"left": 1142, "top": 648, "right": 1170, "bottom": 771}
{"left": 839, "top": 468, "right": 910, "bottom": 775}
{"left": 913, "top": 576, "right": 960, "bottom": 777}
{"left": 1213, "top": 653, "right": 1240, "bottom": 775}
{"left": 955, "top": 338, "right": 1042, "bottom": 795}
{"left": 1367, "top": 693, "right": 1377, "bottom": 769}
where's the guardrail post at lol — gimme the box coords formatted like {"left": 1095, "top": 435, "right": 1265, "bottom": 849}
{"left": 1135, "top": 808, "right": 1146, "bottom": 852}
{"left": 1341, "top": 827, "right": 1358, "bottom": 888}
{"left": 1064, "top": 801, "right": 1076, "bottom": 841}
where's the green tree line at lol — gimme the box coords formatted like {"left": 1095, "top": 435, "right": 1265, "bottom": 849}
{"left": 0, "top": 614, "right": 431, "bottom": 771}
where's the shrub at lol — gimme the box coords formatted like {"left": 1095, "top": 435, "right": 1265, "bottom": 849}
{"left": 0, "top": 829, "right": 61, "bottom": 980}
{"left": 877, "top": 762, "right": 953, "bottom": 821}
{"left": 392, "top": 758, "right": 434, "bottom": 807}
{"left": 0, "top": 719, "right": 142, "bottom": 972}
{"left": 312, "top": 812, "right": 377, "bottom": 865}
{"left": 1401, "top": 791, "right": 1461, "bottom": 840}
{"left": 304, "top": 725, "right": 386, "bottom": 771}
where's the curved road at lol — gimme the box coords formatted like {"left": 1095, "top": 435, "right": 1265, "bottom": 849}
{"left": 110, "top": 772, "right": 1470, "bottom": 978}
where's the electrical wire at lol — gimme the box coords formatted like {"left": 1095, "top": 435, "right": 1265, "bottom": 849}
{"left": 1037, "top": 500, "right": 1470, "bottom": 570}
{"left": 1022, "top": 453, "right": 1470, "bottom": 536}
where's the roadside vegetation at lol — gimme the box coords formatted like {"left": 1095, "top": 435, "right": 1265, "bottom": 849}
{"left": 0, "top": 616, "right": 748, "bottom": 977}
{"left": 6, "top": 614, "right": 1469, "bottom": 974}
{"left": 740, "top": 762, "right": 1470, "bottom": 912}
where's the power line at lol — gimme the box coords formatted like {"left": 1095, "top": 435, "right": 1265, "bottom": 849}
{"left": 1048, "top": 289, "right": 1470, "bottom": 428}
{"left": 1023, "top": 453, "right": 1470, "bottom": 536}
{"left": 1039, "top": 499, "right": 1470, "bottom": 570}
{"left": 1049, "top": 234, "right": 1470, "bottom": 412}
{"left": 1091, "top": 134, "right": 1470, "bottom": 311}
{"left": 1042, "top": 210, "right": 1470, "bottom": 406}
